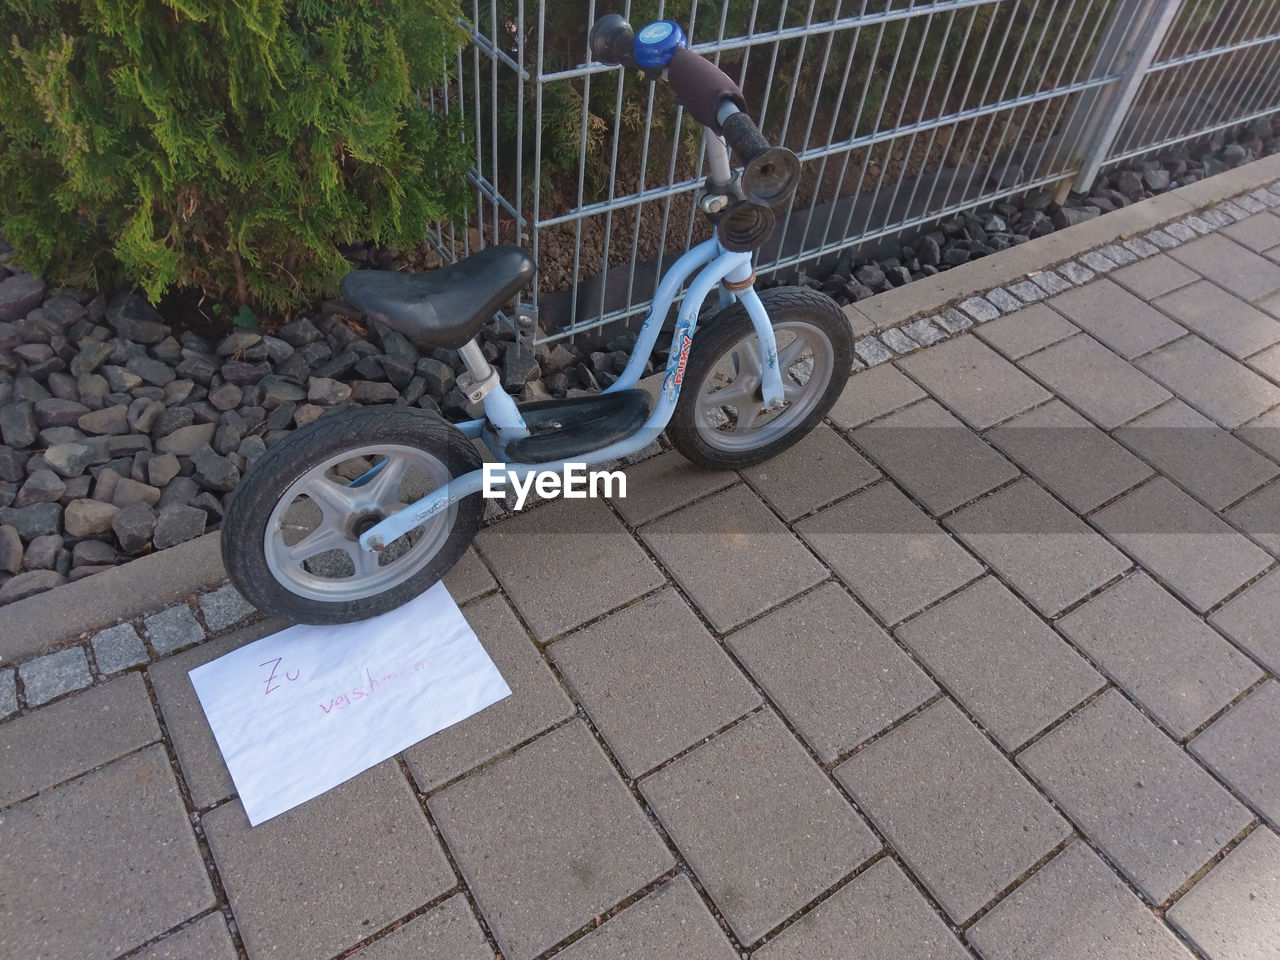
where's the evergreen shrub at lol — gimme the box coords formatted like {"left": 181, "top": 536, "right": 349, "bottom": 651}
{"left": 0, "top": 1, "right": 470, "bottom": 315}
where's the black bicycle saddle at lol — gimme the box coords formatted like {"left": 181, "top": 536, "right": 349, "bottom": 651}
{"left": 340, "top": 245, "right": 536, "bottom": 349}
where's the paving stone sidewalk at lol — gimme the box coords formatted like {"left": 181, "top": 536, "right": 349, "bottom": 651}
{"left": 3, "top": 199, "right": 1280, "bottom": 960}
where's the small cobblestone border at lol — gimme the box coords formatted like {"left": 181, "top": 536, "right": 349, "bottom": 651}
{"left": 1, "top": 181, "right": 1277, "bottom": 720}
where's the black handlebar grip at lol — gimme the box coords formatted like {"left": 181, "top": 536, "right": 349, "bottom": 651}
{"left": 665, "top": 47, "right": 747, "bottom": 133}
{"left": 720, "top": 112, "right": 771, "bottom": 164}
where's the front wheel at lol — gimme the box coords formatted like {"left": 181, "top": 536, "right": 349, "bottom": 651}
{"left": 667, "top": 286, "right": 854, "bottom": 469}
{"left": 220, "top": 406, "right": 483, "bottom": 624}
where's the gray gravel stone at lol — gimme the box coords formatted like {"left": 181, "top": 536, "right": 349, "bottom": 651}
{"left": 152, "top": 504, "right": 206, "bottom": 550}
{"left": 111, "top": 476, "right": 161, "bottom": 508}
{"left": 0, "top": 668, "right": 15, "bottom": 718}
{"left": 91, "top": 622, "right": 149, "bottom": 674}
{"left": 22, "top": 534, "right": 62, "bottom": 570}
{"left": 0, "top": 273, "right": 46, "bottom": 322}
{"left": 143, "top": 604, "right": 204, "bottom": 655}
{"left": 77, "top": 404, "right": 128, "bottom": 435}
{"left": 125, "top": 355, "right": 175, "bottom": 387}
{"left": 155, "top": 422, "right": 215, "bottom": 456}
{"left": 43, "top": 441, "right": 93, "bottom": 477}
{"left": 206, "top": 382, "right": 242, "bottom": 411}
{"left": 112, "top": 502, "right": 157, "bottom": 554}
{"left": 198, "top": 582, "right": 256, "bottom": 632}
{"left": 0, "top": 524, "right": 21, "bottom": 573}
{"left": 191, "top": 443, "right": 239, "bottom": 492}
{"left": 1, "top": 402, "right": 38, "bottom": 448}
{"left": 34, "top": 398, "right": 90, "bottom": 428}
{"left": 70, "top": 342, "right": 112, "bottom": 378}
{"left": 0, "top": 501, "right": 62, "bottom": 539}
{"left": 0, "top": 568, "right": 65, "bottom": 603}
{"left": 13, "top": 469, "right": 65, "bottom": 506}
{"left": 64, "top": 498, "right": 118, "bottom": 537}
{"left": 19, "top": 646, "right": 92, "bottom": 705}
{"left": 71, "top": 539, "right": 116, "bottom": 567}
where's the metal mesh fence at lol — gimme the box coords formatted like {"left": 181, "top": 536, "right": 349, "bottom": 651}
{"left": 427, "top": 0, "right": 1280, "bottom": 342}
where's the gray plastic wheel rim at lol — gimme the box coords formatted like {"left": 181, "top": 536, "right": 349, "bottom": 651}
{"left": 692, "top": 319, "right": 834, "bottom": 452}
{"left": 262, "top": 443, "right": 456, "bottom": 603}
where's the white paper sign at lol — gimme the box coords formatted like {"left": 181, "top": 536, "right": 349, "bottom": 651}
{"left": 189, "top": 581, "right": 509, "bottom": 825}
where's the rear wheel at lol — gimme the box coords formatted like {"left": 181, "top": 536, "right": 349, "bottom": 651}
{"left": 667, "top": 286, "right": 854, "bottom": 469}
{"left": 220, "top": 406, "right": 483, "bottom": 624}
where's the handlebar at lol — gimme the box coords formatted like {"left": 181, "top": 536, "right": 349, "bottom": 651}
{"left": 588, "top": 15, "right": 801, "bottom": 248}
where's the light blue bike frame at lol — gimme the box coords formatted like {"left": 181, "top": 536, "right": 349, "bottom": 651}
{"left": 357, "top": 237, "right": 783, "bottom": 553}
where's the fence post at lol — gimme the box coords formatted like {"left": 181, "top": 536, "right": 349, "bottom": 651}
{"left": 1051, "top": 0, "right": 1181, "bottom": 199}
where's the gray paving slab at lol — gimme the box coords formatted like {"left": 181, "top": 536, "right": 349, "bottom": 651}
{"left": 753, "top": 857, "right": 970, "bottom": 960}
{"left": 90, "top": 621, "right": 149, "bottom": 674}
{"left": 741, "top": 422, "right": 879, "bottom": 520}
{"left": 1237, "top": 407, "right": 1280, "bottom": 464}
{"left": 1190, "top": 681, "right": 1280, "bottom": 829}
{"left": 608, "top": 449, "right": 737, "bottom": 526}
{"left": 1020, "top": 334, "right": 1172, "bottom": 430}
{"left": 478, "top": 497, "right": 665, "bottom": 640}
{"left": 1059, "top": 573, "right": 1262, "bottom": 740}
{"left": 1018, "top": 689, "right": 1253, "bottom": 904}
{"left": 0, "top": 745, "right": 214, "bottom": 960}
{"left": 1092, "top": 478, "right": 1273, "bottom": 612}
{"left": 827, "top": 362, "right": 928, "bottom": 429}
{"left": 1048, "top": 279, "right": 1185, "bottom": 359}
{"left": 896, "top": 577, "right": 1104, "bottom": 750}
{"left": 1168, "top": 828, "right": 1280, "bottom": 960}
{"left": 1110, "top": 254, "right": 1201, "bottom": 300}
{"left": 404, "top": 592, "right": 574, "bottom": 790}
{"left": 1250, "top": 342, "right": 1280, "bottom": 381}
{"left": 132, "top": 913, "right": 238, "bottom": 960}
{"left": 441, "top": 546, "right": 496, "bottom": 603}
{"left": 987, "top": 399, "right": 1153, "bottom": 513}
{"left": 796, "top": 481, "right": 984, "bottom": 625}
{"left": 18, "top": 645, "right": 92, "bottom": 706}
{"left": 148, "top": 619, "right": 283, "bottom": 808}
{"left": 142, "top": 603, "right": 204, "bottom": 656}
{"left": 973, "top": 303, "right": 1078, "bottom": 360}
{"left": 429, "top": 721, "right": 674, "bottom": 960}
{"left": 1210, "top": 568, "right": 1280, "bottom": 674}
{"left": 896, "top": 335, "right": 1052, "bottom": 430}
{"left": 0, "top": 672, "right": 160, "bottom": 807}
{"left": 1116, "top": 399, "right": 1279, "bottom": 511}
{"left": 834, "top": 699, "right": 1071, "bottom": 923}
{"left": 639, "top": 709, "right": 879, "bottom": 945}
{"left": 1224, "top": 480, "right": 1280, "bottom": 556}
{"left": 850, "top": 399, "right": 1020, "bottom": 515}
{"left": 204, "top": 759, "right": 454, "bottom": 960}
{"left": 967, "top": 841, "right": 1193, "bottom": 960}
{"left": 1137, "top": 336, "right": 1280, "bottom": 429}
{"left": 726, "top": 582, "right": 936, "bottom": 762}
{"left": 944, "top": 477, "right": 1131, "bottom": 616}
{"left": 1154, "top": 280, "right": 1280, "bottom": 360}
{"left": 551, "top": 588, "right": 760, "bottom": 777}
{"left": 550, "top": 876, "right": 739, "bottom": 960}
{"left": 197, "top": 582, "right": 257, "bottom": 633}
{"left": 639, "top": 484, "right": 826, "bottom": 633}
{"left": 348, "top": 895, "right": 493, "bottom": 960}
{"left": 1168, "top": 231, "right": 1280, "bottom": 301}
{"left": 1222, "top": 212, "right": 1280, "bottom": 253}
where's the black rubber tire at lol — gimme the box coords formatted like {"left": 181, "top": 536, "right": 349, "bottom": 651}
{"left": 220, "top": 405, "right": 484, "bottom": 624}
{"left": 666, "top": 286, "right": 854, "bottom": 469}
